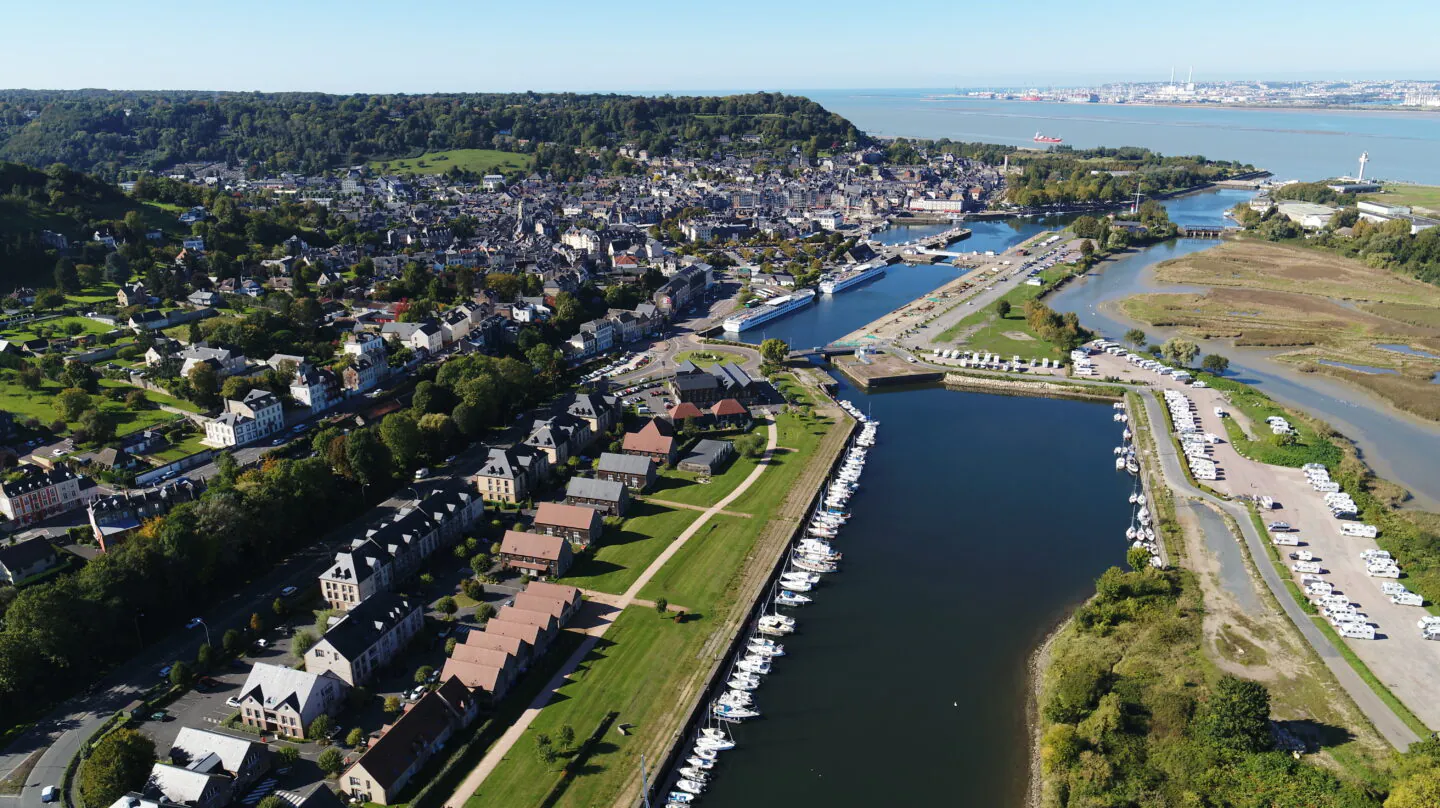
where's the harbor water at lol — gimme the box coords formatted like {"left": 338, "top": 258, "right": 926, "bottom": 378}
{"left": 692, "top": 380, "right": 1134, "bottom": 808}
{"left": 802, "top": 90, "right": 1440, "bottom": 185}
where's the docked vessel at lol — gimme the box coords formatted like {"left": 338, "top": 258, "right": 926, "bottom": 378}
{"left": 819, "top": 261, "right": 888, "bottom": 295}
{"left": 722, "top": 289, "right": 817, "bottom": 332}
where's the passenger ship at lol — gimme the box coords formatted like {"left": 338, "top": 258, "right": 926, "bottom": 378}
{"left": 819, "top": 261, "right": 888, "bottom": 295}
{"left": 722, "top": 289, "right": 817, "bottom": 332}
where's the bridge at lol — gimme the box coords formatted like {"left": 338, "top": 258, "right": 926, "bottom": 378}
{"left": 870, "top": 225, "right": 973, "bottom": 262}
{"left": 1178, "top": 225, "right": 1241, "bottom": 238}
{"left": 787, "top": 344, "right": 861, "bottom": 360}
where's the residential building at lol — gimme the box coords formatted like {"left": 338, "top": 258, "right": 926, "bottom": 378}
{"left": 678, "top": 439, "right": 736, "bottom": 475}
{"left": 594, "top": 452, "right": 656, "bottom": 491}
{"left": 342, "top": 332, "right": 388, "bottom": 363}
{"left": 472, "top": 445, "right": 550, "bottom": 504}
{"left": 668, "top": 361, "right": 759, "bottom": 406}
{"left": 532, "top": 502, "right": 605, "bottom": 547}
{"left": 652, "top": 264, "right": 712, "bottom": 314}
{"left": 439, "top": 648, "right": 518, "bottom": 701}
{"left": 0, "top": 537, "right": 62, "bottom": 584}
{"left": 290, "top": 363, "right": 340, "bottom": 413}
{"left": 186, "top": 290, "right": 224, "bottom": 309}
{"left": 117, "top": 283, "right": 149, "bottom": 307}
{"left": 177, "top": 345, "right": 248, "bottom": 377}
{"left": 522, "top": 415, "right": 590, "bottom": 467}
{"left": 482, "top": 617, "right": 547, "bottom": 656}
{"left": 564, "top": 392, "right": 618, "bottom": 437}
{"left": 88, "top": 480, "right": 202, "bottom": 552}
{"left": 236, "top": 663, "right": 349, "bottom": 737}
{"left": 622, "top": 418, "right": 676, "bottom": 465}
{"left": 204, "top": 390, "right": 284, "bottom": 447}
{"left": 520, "top": 581, "right": 583, "bottom": 621}
{"left": 493, "top": 605, "right": 558, "bottom": 648}
{"left": 144, "top": 763, "right": 231, "bottom": 808}
{"left": 0, "top": 466, "right": 84, "bottom": 526}
{"left": 342, "top": 354, "right": 386, "bottom": 394}
{"left": 563, "top": 477, "right": 629, "bottom": 517}
{"left": 153, "top": 727, "right": 270, "bottom": 808}
{"left": 497, "top": 530, "right": 573, "bottom": 577}
{"left": 710, "top": 398, "right": 752, "bottom": 430}
{"left": 305, "top": 594, "right": 423, "bottom": 686}
{"left": 320, "top": 538, "right": 393, "bottom": 611}
{"left": 461, "top": 630, "right": 531, "bottom": 673}
{"left": 341, "top": 678, "right": 479, "bottom": 806}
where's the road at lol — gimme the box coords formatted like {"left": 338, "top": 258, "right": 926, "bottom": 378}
{"left": 442, "top": 420, "right": 780, "bottom": 807}
{"left": 1134, "top": 388, "right": 1421, "bottom": 749}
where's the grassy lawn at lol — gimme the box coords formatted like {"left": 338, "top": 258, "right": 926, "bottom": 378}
{"left": 63, "top": 283, "right": 123, "bottom": 306}
{"left": 1197, "top": 372, "right": 1343, "bottom": 468}
{"left": 147, "top": 431, "right": 209, "bottom": 463}
{"left": 936, "top": 265, "right": 1069, "bottom": 345}
{"left": 650, "top": 423, "right": 768, "bottom": 508}
{"left": 557, "top": 503, "right": 700, "bottom": 595}
{"left": 368, "top": 149, "right": 533, "bottom": 177}
{"left": 465, "top": 608, "right": 711, "bottom": 808}
{"left": 469, "top": 406, "right": 840, "bottom": 808}
{"left": 0, "top": 375, "right": 190, "bottom": 436}
{"left": 1361, "top": 184, "right": 1440, "bottom": 213}
{"left": 672, "top": 350, "right": 737, "bottom": 368}
{"left": 1, "top": 315, "right": 120, "bottom": 342}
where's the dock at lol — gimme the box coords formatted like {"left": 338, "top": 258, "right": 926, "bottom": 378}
{"left": 832, "top": 353, "right": 942, "bottom": 388}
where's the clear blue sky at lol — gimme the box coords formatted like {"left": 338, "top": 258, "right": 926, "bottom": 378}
{"left": 3, "top": 0, "right": 1437, "bottom": 93}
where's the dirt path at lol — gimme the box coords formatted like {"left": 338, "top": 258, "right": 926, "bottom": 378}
{"left": 442, "top": 420, "right": 780, "bottom": 808}
{"left": 638, "top": 498, "right": 753, "bottom": 518}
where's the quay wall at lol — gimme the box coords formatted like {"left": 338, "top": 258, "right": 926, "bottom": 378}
{"left": 637, "top": 407, "right": 856, "bottom": 806}
{"left": 942, "top": 371, "right": 1125, "bottom": 402}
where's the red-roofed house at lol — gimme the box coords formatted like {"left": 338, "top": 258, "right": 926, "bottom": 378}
{"left": 710, "top": 398, "right": 752, "bottom": 430}
{"left": 622, "top": 418, "right": 676, "bottom": 465}
{"left": 532, "top": 502, "right": 604, "bottom": 547}
{"left": 498, "top": 530, "right": 572, "bottom": 577}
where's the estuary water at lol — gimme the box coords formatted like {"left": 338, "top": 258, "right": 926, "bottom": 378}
{"left": 802, "top": 90, "right": 1440, "bottom": 184}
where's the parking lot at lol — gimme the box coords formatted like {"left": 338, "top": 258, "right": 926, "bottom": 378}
{"left": 1093, "top": 351, "right": 1440, "bottom": 729}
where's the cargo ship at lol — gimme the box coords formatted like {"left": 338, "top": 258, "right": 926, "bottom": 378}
{"left": 723, "top": 289, "right": 816, "bottom": 332}
{"left": 819, "top": 261, "right": 888, "bottom": 295}
{"left": 1033, "top": 132, "right": 1063, "bottom": 144}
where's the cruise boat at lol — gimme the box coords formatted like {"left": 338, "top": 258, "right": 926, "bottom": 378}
{"left": 722, "top": 289, "right": 817, "bottom": 332}
{"left": 820, "top": 261, "right": 888, "bottom": 294}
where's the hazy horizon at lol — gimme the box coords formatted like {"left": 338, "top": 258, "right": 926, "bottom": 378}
{"left": 3, "top": 0, "right": 1438, "bottom": 95}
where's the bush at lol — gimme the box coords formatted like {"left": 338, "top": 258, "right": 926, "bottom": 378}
{"left": 80, "top": 728, "right": 155, "bottom": 808}
{"left": 307, "top": 714, "right": 333, "bottom": 742}
{"left": 276, "top": 745, "right": 301, "bottom": 766}
{"left": 346, "top": 728, "right": 365, "bottom": 748}
{"left": 291, "top": 630, "right": 318, "bottom": 657}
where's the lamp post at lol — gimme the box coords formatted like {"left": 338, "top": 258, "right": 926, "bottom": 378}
{"left": 186, "top": 617, "right": 211, "bottom": 648}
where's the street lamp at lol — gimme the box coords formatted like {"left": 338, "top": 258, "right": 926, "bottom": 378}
{"left": 186, "top": 617, "right": 211, "bottom": 647}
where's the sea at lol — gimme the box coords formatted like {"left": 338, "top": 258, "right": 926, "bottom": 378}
{"left": 801, "top": 89, "right": 1440, "bottom": 184}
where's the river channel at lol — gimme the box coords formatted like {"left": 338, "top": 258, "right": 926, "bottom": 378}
{"left": 693, "top": 189, "right": 1440, "bottom": 805}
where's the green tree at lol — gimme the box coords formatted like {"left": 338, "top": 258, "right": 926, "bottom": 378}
{"left": 445, "top": 637, "right": 457, "bottom": 656}
{"left": 256, "top": 796, "right": 288, "bottom": 808}
{"left": 379, "top": 411, "right": 423, "bottom": 469}
{"left": 1199, "top": 675, "right": 1272, "bottom": 753}
{"left": 124, "top": 389, "right": 148, "bottom": 409}
{"left": 383, "top": 695, "right": 402, "bottom": 716}
{"left": 1161, "top": 338, "right": 1200, "bottom": 367}
{"left": 307, "top": 713, "right": 334, "bottom": 742}
{"left": 169, "top": 660, "right": 192, "bottom": 687}
{"left": 733, "top": 433, "right": 765, "bottom": 459}
{"left": 994, "top": 299, "right": 1011, "bottom": 318}
{"left": 196, "top": 643, "right": 215, "bottom": 670}
{"left": 759, "top": 338, "right": 790, "bottom": 364}
{"left": 271, "top": 597, "right": 286, "bottom": 617}
{"left": 80, "top": 728, "right": 156, "bottom": 808}
{"left": 534, "top": 736, "right": 558, "bottom": 768}
{"left": 1201, "top": 354, "right": 1230, "bottom": 374}
{"left": 1387, "top": 770, "right": 1440, "bottom": 808}
{"left": 316, "top": 746, "right": 345, "bottom": 775}
{"left": 476, "top": 602, "right": 497, "bottom": 622}
{"left": 55, "top": 388, "right": 92, "bottom": 421}
{"left": 76, "top": 408, "right": 115, "bottom": 443}
{"left": 34, "top": 288, "right": 66, "bottom": 310}
{"left": 188, "top": 362, "right": 221, "bottom": 408}
{"left": 1126, "top": 546, "right": 1152, "bottom": 572}
{"left": 346, "top": 728, "right": 365, "bottom": 748}
{"left": 104, "top": 252, "right": 131, "bottom": 284}
{"left": 1123, "top": 328, "right": 1146, "bottom": 349}
{"left": 345, "top": 427, "right": 392, "bottom": 488}
{"left": 415, "top": 665, "right": 435, "bottom": 685}
{"left": 274, "top": 746, "right": 301, "bottom": 767}
{"left": 1079, "top": 239, "right": 1095, "bottom": 257}
{"left": 222, "top": 628, "right": 242, "bottom": 655}
{"left": 436, "top": 596, "right": 458, "bottom": 615}
{"left": 557, "top": 724, "right": 576, "bottom": 752}
{"left": 654, "top": 597, "right": 668, "bottom": 615}
{"left": 292, "top": 630, "right": 318, "bottom": 657}
{"left": 55, "top": 257, "right": 80, "bottom": 292}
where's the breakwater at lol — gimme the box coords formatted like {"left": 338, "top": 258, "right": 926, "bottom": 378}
{"left": 942, "top": 371, "right": 1125, "bottom": 402}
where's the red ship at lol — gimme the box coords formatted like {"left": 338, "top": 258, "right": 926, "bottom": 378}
{"left": 1033, "top": 131, "right": 1063, "bottom": 144}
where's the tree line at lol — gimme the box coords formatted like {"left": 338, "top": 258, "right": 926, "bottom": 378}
{"left": 0, "top": 91, "right": 866, "bottom": 180}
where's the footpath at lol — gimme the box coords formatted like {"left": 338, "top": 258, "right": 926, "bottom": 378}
{"left": 442, "top": 421, "right": 780, "bottom": 807}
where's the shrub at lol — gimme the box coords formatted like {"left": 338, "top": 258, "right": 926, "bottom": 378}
{"left": 317, "top": 747, "right": 345, "bottom": 775}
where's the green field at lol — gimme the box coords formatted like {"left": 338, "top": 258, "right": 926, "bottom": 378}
{"left": 367, "top": 149, "right": 533, "bottom": 177}
{"left": 936, "top": 265, "right": 1071, "bottom": 351}
{"left": 470, "top": 407, "right": 839, "bottom": 808}
{"left": 1, "top": 316, "right": 121, "bottom": 343}
{"left": 557, "top": 503, "right": 704, "bottom": 595}
{"left": 1361, "top": 184, "right": 1440, "bottom": 213}
{"left": 672, "top": 350, "right": 738, "bottom": 368}
{"left": 0, "top": 375, "right": 192, "bottom": 437}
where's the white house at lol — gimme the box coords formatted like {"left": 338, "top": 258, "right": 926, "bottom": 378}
{"left": 342, "top": 332, "right": 388, "bottom": 362}
{"left": 290, "top": 363, "right": 340, "bottom": 414}
{"left": 204, "top": 390, "right": 284, "bottom": 447}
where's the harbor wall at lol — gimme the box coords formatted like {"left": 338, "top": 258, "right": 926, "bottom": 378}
{"left": 637, "top": 407, "right": 856, "bottom": 807}
{"left": 942, "top": 371, "right": 1125, "bottom": 402}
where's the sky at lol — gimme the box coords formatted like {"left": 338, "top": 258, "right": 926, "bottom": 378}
{"left": 2, "top": 0, "right": 1438, "bottom": 94}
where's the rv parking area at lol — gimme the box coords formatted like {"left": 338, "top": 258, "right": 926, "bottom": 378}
{"left": 1093, "top": 350, "right": 1440, "bottom": 729}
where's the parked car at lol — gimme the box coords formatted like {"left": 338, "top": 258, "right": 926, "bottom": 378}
{"left": 158, "top": 665, "right": 173, "bottom": 679}
{"left": 42, "top": 787, "right": 58, "bottom": 803}
{"left": 280, "top": 586, "right": 298, "bottom": 597}
{"left": 226, "top": 697, "right": 242, "bottom": 708}
{"left": 414, "top": 467, "right": 430, "bottom": 480}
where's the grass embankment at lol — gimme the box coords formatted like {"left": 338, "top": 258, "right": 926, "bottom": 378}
{"left": 1039, "top": 563, "right": 1385, "bottom": 807}
{"left": 368, "top": 149, "right": 533, "bottom": 177}
{"left": 1197, "top": 372, "right": 1343, "bottom": 468}
{"left": 936, "top": 265, "right": 1073, "bottom": 359}
{"left": 1120, "top": 240, "right": 1440, "bottom": 421}
{"left": 1, "top": 315, "right": 119, "bottom": 342}
{"left": 557, "top": 503, "right": 709, "bottom": 595}
{"left": 470, "top": 405, "right": 841, "bottom": 808}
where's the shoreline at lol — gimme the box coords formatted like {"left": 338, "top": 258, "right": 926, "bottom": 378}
{"left": 1025, "top": 613, "right": 1071, "bottom": 808}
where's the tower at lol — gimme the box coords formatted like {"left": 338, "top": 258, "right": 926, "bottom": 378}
{"left": 1186, "top": 67, "right": 1194, "bottom": 93}
{"left": 514, "top": 197, "right": 526, "bottom": 238}
{"left": 1357, "top": 152, "right": 1370, "bottom": 182}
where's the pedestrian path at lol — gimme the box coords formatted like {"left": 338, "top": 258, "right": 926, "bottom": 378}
{"left": 442, "top": 420, "right": 780, "bottom": 808}
{"left": 639, "top": 498, "right": 752, "bottom": 518}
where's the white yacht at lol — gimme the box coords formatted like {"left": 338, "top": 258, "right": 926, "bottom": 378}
{"left": 676, "top": 779, "right": 706, "bottom": 795}
{"left": 776, "top": 590, "right": 812, "bottom": 606}
{"left": 737, "top": 656, "right": 772, "bottom": 674}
